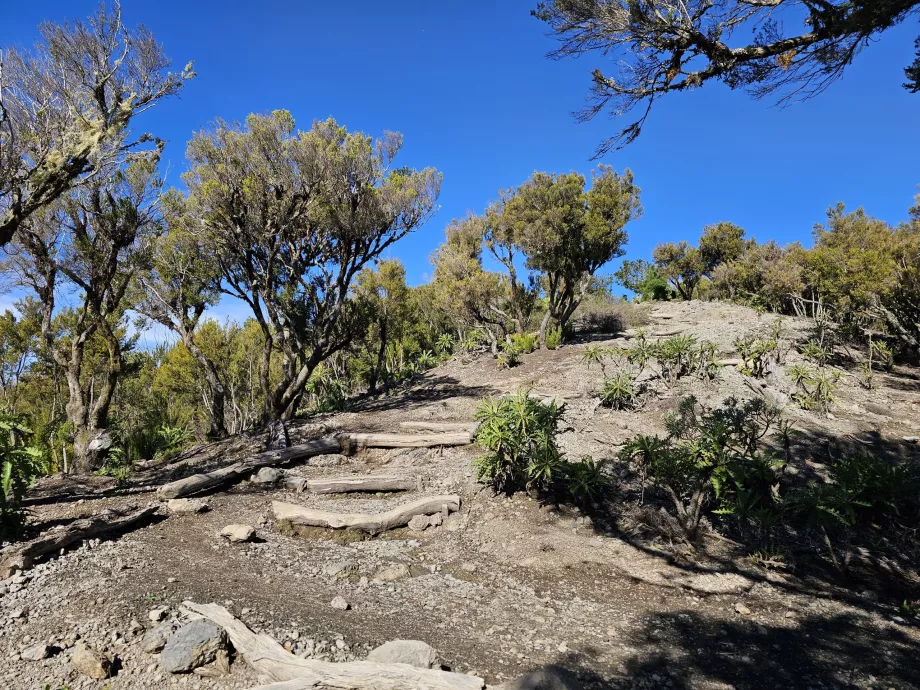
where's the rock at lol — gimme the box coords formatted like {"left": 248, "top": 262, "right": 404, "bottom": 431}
{"left": 734, "top": 602, "right": 752, "bottom": 616}
{"left": 331, "top": 596, "right": 350, "bottom": 610}
{"left": 159, "top": 619, "right": 228, "bottom": 674}
{"left": 252, "top": 467, "right": 284, "bottom": 485}
{"left": 21, "top": 643, "right": 52, "bottom": 661}
{"left": 220, "top": 524, "right": 255, "bottom": 543}
{"left": 167, "top": 498, "right": 209, "bottom": 515}
{"left": 904, "top": 436, "right": 919, "bottom": 444}
{"left": 408, "top": 514, "right": 431, "bottom": 532}
{"left": 149, "top": 607, "right": 169, "bottom": 622}
{"left": 140, "top": 623, "right": 174, "bottom": 654}
{"left": 372, "top": 563, "right": 411, "bottom": 583}
{"left": 324, "top": 561, "right": 359, "bottom": 578}
{"left": 366, "top": 640, "right": 439, "bottom": 669}
{"left": 685, "top": 573, "right": 753, "bottom": 595}
{"left": 71, "top": 641, "right": 112, "bottom": 679}
{"left": 495, "top": 665, "right": 584, "bottom": 690}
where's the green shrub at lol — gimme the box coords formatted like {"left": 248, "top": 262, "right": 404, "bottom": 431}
{"left": 474, "top": 392, "right": 609, "bottom": 505}
{"left": 308, "top": 376, "right": 350, "bottom": 413}
{"left": 734, "top": 335, "right": 778, "bottom": 378}
{"left": 621, "top": 396, "right": 784, "bottom": 540}
{"left": 497, "top": 340, "right": 522, "bottom": 369}
{"left": 474, "top": 392, "right": 565, "bottom": 495}
{"left": 435, "top": 333, "right": 455, "bottom": 355}
{"left": 1, "top": 416, "right": 41, "bottom": 539}
{"left": 599, "top": 372, "right": 639, "bottom": 410}
{"left": 510, "top": 332, "right": 539, "bottom": 354}
{"left": 787, "top": 364, "right": 840, "bottom": 412}
{"left": 799, "top": 339, "right": 832, "bottom": 366}
{"left": 544, "top": 327, "right": 563, "bottom": 350}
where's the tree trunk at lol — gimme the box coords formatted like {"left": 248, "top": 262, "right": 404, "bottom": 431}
{"left": 368, "top": 319, "right": 387, "bottom": 395}
{"left": 183, "top": 333, "right": 227, "bottom": 440}
{"left": 538, "top": 309, "right": 553, "bottom": 345}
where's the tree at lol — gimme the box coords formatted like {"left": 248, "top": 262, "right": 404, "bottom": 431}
{"left": 534, "top": 0, "right": 920, "bottom": 154}
{"left": 134, "top": 193, "right": 227, "bottom": 439}
{"left": 2, "top": 161, "right": 162, "bottom": 473}
{"left": 353, "top": 260, "right": 413, "bottom": 394}
{"left": 187, "top": 111, "right": 440, "bottom": 421}
{"left": 0, "top": 306, "right": 40, "bottom": 413}
{"left": 501, "top": 166, "right": 641, "bottom": 342}
{"left": 698, "top": 222, "right": 749, "bottom": 270}
{"left": 484, "top": 194, "right": 537, "bottom": 334}
{"left": 710, "top": 239, "right": 804, "bottom": 311}
{"left": 614, "top": 258, "right": 672, "bottom": 301}
{"left": 653, "top": 241, "right": 706, "bottom": 300}
{"left": 0, "top": 2, "right": 192, "bottom": 245}
{"left": 431, "top": 214, "right": 512, "bottom": 354}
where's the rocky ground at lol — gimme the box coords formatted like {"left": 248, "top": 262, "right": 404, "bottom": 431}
{"left": 2, "top": 300, "right": 920, "bottom": 690}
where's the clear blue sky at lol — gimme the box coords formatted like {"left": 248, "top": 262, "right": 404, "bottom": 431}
{"left": 5, "top": 1, "right": 919, "bottom": 315}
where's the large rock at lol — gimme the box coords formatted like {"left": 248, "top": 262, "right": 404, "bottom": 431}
{"left": 495, "top": 665, "right": 584, "bottom": 690}
{"left": 366, "top": 640, "right": 439, "bottom": 669}
{"left": 71, "top": 641, "right": 112, "bottom": 679}
{"left": 21, "top": 643, "right": 52, "bottom": 661}
{"left": 252, "top": 467, "right": 284, "bottom": 485}
{"left": 167, "top": 498, "right": 209, "bottom": 515}
{"left": 159, "top": 619, "right": 228, "bottom": 674}
{"left": 140, "top": 623, "right": 175, "bottom": 654}
{"left": 220, "top": 524, "right": 255, "bottom": 543}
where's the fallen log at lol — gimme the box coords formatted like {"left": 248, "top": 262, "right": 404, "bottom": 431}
{"left": 340, "top": 431, "right": 471, "bottom": 455}
{"left": 0, "top": 506, "right": 158, "bottom": 578}
{"left": 306, "top": 476, "right": 416, "bottom": 494}
{"left": 157, "top": 437, "right": 341, "bottom": 500}
{"left": 398, "top": 421, "right": 477, "bottom": 433}
{"left": 273, "top": 494, "right": 460, "bottom": 535}
{"left": 183, "top": 601, "right": 483, "bottom": 690}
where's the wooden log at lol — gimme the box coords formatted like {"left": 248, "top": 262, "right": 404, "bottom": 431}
{"left": 157, "top": 437, "right": 341, "bottom": 500}
{"left": 273, "top": 495, "right": 460, "bottom": 535}
{"left": 398, "top": 421, "right": 477, "bottom": 433}
{"left": 0, "top": 506, "right": 158, "bottom": 578}
{"left": 339, "top": 431, "right": 471, "bottom": 455}
{"left": 306, "top": 476, "right": 416, "bottom": 494}
{"left": 183, "top": 601, "right": 483, "bottom": 690}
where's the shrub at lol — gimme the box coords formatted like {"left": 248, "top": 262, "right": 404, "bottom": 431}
{"left": 474, "top": 392, "right": 565, "bottom": 496}
{"left": 599, "top": 372, "right": 639, "bottom": 410}
{"left": 621, "top": 396, "right": 784, "bottom": 541}
{"left": 510, "top": 332, "right": 539, "bottom": 354}
{"left": 1, "top": 416, "right": 41, "bottom": 538}
{"left": 474, "top": 392, "right": 610, "bottom": 504}
{"left": 544, "top": 327, "right": 563, "bottom": 350}
{"left": 654, "top": 334, "right": 699, "bottom": 385}
{"left": 787, "top": 364, "right": 840, "bottom": 412}
{"left": 497, "top": 340, "right": 522, "bottom": 369}
{"left": 435, "top": 333, "right": 455, "bottom": 355}
{"left": 734, "top": 335, "right": 778, "bottom": 378}
{"left": 308, "top": 376, "right": 350, "bottom": 413}
{"left": 799, "top": 339, "right": 832, "bottom": 366}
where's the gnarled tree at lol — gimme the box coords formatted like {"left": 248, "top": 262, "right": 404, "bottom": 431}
{"left": 0, "top": 2, "right": 192, "bottom": 245}
{"left": 2, "top": 162, "right": 163, "bottom": 473}
{"left": 187, "top": 111, "right": 440, "bottom": 421}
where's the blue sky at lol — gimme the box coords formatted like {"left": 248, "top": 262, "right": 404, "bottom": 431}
{"left": 4, "top": 1, "right": 920, "bottom": 323}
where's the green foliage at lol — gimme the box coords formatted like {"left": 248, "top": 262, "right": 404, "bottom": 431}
{"left": 496, "top": 340, "right": 523, "bottom": 369}
{"left": 734, "top": 335, "right": 778, "bottom": 378}
{"left": 614, "top": 259, "right": 672, "bottom": 301}
{"left": 1, "top": 416, "right": 41, "bottom": 538}
{"left": 799, "top": 340, "right": 832, "bottom": 366}
{"left": 787, "top": 364, "right": 840, "bottom": 412}
{"left": 474, "top": 392, "right": 609, "bottom": 505}
{"left": 621, "top": 396, "right": 784, "bottom": 540}
{"left": 599, "top": 372, "right": 638, "bottom": 410}
{"left": 510, "top": 332, "right": 539, "bottom": 354}
{"left": 307, "top": 375, "right": 351, "bottom": 414}
{"left": 474, "top": 392, "right": 566, "bottom": 495}
{"left": 544, "top": 327, "right": 563, "bottom": 350}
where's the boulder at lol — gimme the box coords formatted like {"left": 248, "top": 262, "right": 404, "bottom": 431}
{"left": 252, "top": 467, "right": 284, "bottom": 485}
{"left": 220, "top": 524, "right": 255, "bottom": 543}
{"left": 149, "top": 607, "right": 169, "bottom": 622}
{"left": 21, "top": 643, "right": 52, "bottom": 661}
{"left": 495, "top": 665, "right": 584, "bottom": 690}
{"left": 331, "top": 596, "right": 350, "bottom": 610}
{"left": 159, "top": 619, "right": 228, "bottom": 674}
{"left": 367, "top": 640, "right": 439, "bottom": 669}
{"left": 71, "top": 641, "right": 112, "bottom": 679}
{"left": 140, "top": 623, "right": 175, "bottom": 654}
{"left": 167, "top": 498, "right": 209, "bottom": 515}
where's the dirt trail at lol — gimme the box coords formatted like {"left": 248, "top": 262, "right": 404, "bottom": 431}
{"left": 2, "top": 301, "right": 920, "bottom": 689}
